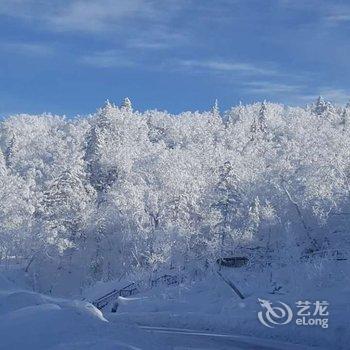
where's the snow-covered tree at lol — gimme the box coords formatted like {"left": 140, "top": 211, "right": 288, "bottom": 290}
{"left": 250, "top": 101, "right": 268, "bottom": 140}
{"left": 340, "top": 104, "right": 350, "bottom": 131}
{"left": 121, "top": 97, "right": 132, "bottom": 112}
{"left": 210, "top": 161, "right": 242, "bottom": 255}
{"left": 1, "top": 98, "right": 349, "bottom": 292}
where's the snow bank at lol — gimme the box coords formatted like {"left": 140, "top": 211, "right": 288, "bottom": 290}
{"left": 0, "top": 275, "right": 155, "bottom": 350}
{"left": 106, "top": 262, "right": 350, "bottom": 350}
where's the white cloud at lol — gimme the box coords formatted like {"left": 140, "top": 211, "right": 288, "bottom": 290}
{"left": 0, "top": 42, "right": 54, "bottom": 56}
{"left": 0, "top": 1, "right": 188, "bottom": 51}
{"left": 326, "top": 12, "right": 350, "bottom": 23}
{"left": 243, "top": 82, "right": 350, "bottom": 106}
{"left": 127, "top": 31, "right": 188, "bottom": 50}
{"left": 0, "top": 0, "right": 179, "bottom": 32}
{"left": 327, "top": 14, "right": 350, "bottom": 22}
{"left": 80, "top": 50, "right": 135, "bottom": 68}
{"left": 244, "top": 81, "right": 304, "bottom": 94}
{"left": 299, "top": 88, "right": 350, "bottom": 105}
{"left": 47, "top": 0, "right": 153, "bottom": 33}
{"left": 0, "top": 0, "right": 53, "bottom": 20}
{"left": 277, "top": 0, "right": 350, "bottom": 25}
{"left": 80, "top": 54, "right": 282, "bottom": 75}
{"left": 177, "top": 59, "right": 277, "bottom": 76}
{"left": 321, "top": 88, "right": 350, "bottom": 105}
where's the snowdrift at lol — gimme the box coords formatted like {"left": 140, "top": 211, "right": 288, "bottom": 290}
{"left": 0, "top": 273, "right": 152, "bottom": 350}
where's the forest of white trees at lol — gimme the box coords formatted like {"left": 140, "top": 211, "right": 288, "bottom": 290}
{"left": 1, "top": 97, "right": 349, "bottom": 294}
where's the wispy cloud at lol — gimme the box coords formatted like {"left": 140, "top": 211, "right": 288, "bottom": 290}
{"left": 326, "top": 8, "right": 350, "bottom": 24}
{"left": 47, "top": 0, "right": 155, "bottom": 33}
{"left": 278, "top": 0, "right": 350, "bottom": 25}
{"left": 242, "top": 81, "right": 350, "bottom": 106}
{"left": 176, "top": 59, "right": 277, "bottom": 76}
{"left": 80, "top": 54, "right": 281, "bottom": 77}
{"left": 299, "top": 88, "right": 350, "bottom": 105}
{"left": 0, "top": 0, "right": 59, "bottom": 25}
{"left": 0, "top": 42, "right": 54, "bottom": 56}
{"left": 80, "top": 50, "right": 135, "bottom": 68}
{"left": 0, "top": 0, "right": 189, "bottom": 52}
{"left": 320, "top": 88, "right": 350, "bottom": 105}
{"left": 127, "top": 31, "right": 188, "bottom": 50}
{"left": 0, "top": 0, "right": 184, "bottom": 33}
{"left": 244, "top": 81, "right": 304, "bottom": 94}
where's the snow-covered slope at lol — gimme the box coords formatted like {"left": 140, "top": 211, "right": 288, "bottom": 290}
{"left": 1, "top": 263, "right": 349, "bottom": 350}
{"left": 103, "top": 262, "right": 350, "bottom": 350}
{"left": 0, "top": 273, "right": 154, "bottom": 350}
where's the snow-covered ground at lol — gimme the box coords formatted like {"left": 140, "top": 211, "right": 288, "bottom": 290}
{"left": 2, "top": 258, "right": 347, "bottom": 350}
{"left": 92, "top": 257, "right": 349, "bottom": 349}
{"left": 0, "top": 268, "right": 154, "bottom": 349}
{"left": 2, "top": 260, "right": 346, "bottom": 350}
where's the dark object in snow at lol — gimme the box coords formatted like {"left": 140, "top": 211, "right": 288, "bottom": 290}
{"left": 111, "top": 299, "right": 119, "bottom": 313}
{"left": 217, "top": 271, "right": 245, "bottom": 299}
{"left": 151, "top": 274, "right": 183, "bottom": 287}
{"left": 300, "top": 248, "right": 348, "bottom": 261}
{"left": 92, "top": 282, "right": 139, "bottom": 309}
{"left": 93, "top": 274, "right": 183, "bottom": 310}
{"left": 216, "top": 256, "right": 249, "bottom": 268}
{"left": 269, "top": 284, "right": 284, "bottom": 295}
{"left": 118, "top": 283, "right": 139, "bottom": 297}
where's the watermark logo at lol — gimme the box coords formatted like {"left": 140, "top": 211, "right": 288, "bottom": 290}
{"left": 258, "top": 298, "right": 293, "bottom": 328}
{"left": 258, "top": 299, "right": 329, "bottom": 329}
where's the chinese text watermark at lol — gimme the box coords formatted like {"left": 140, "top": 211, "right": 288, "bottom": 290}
{"left": 258, "top": 298, "right": 329, "bottom": 329}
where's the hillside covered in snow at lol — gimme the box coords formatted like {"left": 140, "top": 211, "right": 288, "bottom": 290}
{"left": 1, "top": 98, "right": 350, "bottom": 348}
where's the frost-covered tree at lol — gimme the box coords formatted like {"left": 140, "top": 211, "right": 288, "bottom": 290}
{"left": 121, "top": 97, "right": 133, "bottom": 111}
{"left": 311, "top": 96, "right": 337, "bottom": 123}
{"left": 340, "top": 104, "right": 350, "bottom": 131}
{"left": 250, "top": 101, "right": 268, "bottom": 140}
{"left": 1, "top": 98, "right": 350, "bottom": 293}
{"left": 85, "top": 101, "right": 119, "bottom": 193}
{"left": 0, "top": 155, "right": 34, "bottom": 262}
{"left": 312, "top": 96, "right": 330, "bottom": 116}
{"left": 40, "top": 169, "right": 93, "bottom": 246}
{"left": 211, "top": 99, "right": 220, "bottom": 119}
{"left": 210, "top": 161, "right": 242, "bottom": 255}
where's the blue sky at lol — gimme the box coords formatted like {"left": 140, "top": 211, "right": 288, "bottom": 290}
{"left": 0, "top": 0, "right": 350, "bottom": 117}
